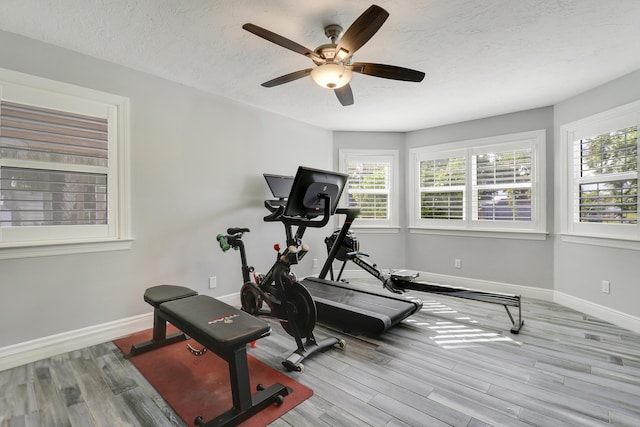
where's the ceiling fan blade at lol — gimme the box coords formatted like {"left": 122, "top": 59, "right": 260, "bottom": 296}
{"left": 351, "top": 62, "right": 425, "bottom": 82}
{"left": 261, "top": 69, "right": 313, "bottom": 87}
{"left": 243, "top": 23, "right": 320, "bottom": 60}
{"left": 334, "top": 84, "right": 354, "bottom": 106}
{"left": 335, "top": 5, "right": 389, "bottom": 60}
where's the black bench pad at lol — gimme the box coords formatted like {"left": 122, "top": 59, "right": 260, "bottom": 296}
{"left": 144, "top": 284, "right": 198, "bottom": 307}
{"left": 159, "top": 295, "right": 270, "bottom": 354}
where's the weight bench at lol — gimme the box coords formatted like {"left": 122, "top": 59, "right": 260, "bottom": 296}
{"left": 126, "top": 285, "right": 291, "bottom": 427}
{"left": 126, "top": 285, "right": 198, "bottom": 357}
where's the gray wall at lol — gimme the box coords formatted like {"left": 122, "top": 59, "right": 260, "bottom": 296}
{"left": 404, "top": 107, "right": 555, "bottom": 289}
{"left": 333, "top": 108, "right": 555, "bottom": 289}
{"left": 553, "top": 69, "right": 640, "bottom": 316}
{"left": 0, "top": 31, "right": 332, "bottom": 347}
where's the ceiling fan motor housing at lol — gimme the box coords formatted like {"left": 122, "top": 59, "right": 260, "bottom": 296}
{"left": 324, "top": 24, "right": 343, "bottom": 43}
{"left": 313, "top": 44, "right": 338, "bottom": 63}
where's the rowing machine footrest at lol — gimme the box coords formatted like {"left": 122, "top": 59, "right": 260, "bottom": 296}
{"left": 390, "top": 270, "right": 420, "bottom": 281}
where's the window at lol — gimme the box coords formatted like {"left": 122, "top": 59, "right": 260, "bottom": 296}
{"left": 409, "top": 130, "right": 546, "bottom": 235}
{"left": 561, "top": 100, "right": 640, "bottom": 242}
{"left": 0, "top": 68, "right": 130, "bottom": 257}
{"left": 473, "top": 148, "right": 533, "bottom": 222}
{"left": 418, "top": 150, "right": 466, "bottom": 224}
{"left": 339, "top": 149, "right": 399, "bottom": 227}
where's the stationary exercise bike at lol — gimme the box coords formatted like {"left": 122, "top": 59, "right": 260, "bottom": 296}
{"left": 217, "top": 167, "right": 348, "bottom": 372}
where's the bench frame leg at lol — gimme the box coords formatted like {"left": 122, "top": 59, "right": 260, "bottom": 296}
{"left": 125, "top": 307, "right": 189, "bottom": 359}
{"left": 194, "top": 345, "right": 292, "bottom": 427}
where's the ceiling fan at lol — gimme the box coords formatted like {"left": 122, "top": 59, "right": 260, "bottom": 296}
{"left": 242, "top": 4, "right": 425, "bottom": 106}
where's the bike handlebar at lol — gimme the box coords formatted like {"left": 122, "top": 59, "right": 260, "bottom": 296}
{"left": 263, "top": 193, "right": 332, "bottom": 228}
{"left": 263, "top": 204, "right": 285, "bottom": 222}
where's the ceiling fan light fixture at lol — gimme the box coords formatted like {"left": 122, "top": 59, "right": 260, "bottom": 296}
{"left": 310, "top": 63, "right": 353, "bottom": 89}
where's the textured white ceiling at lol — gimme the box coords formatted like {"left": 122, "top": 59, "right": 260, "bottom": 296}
{"left": 1, "top": 0, "right": 640, "bottom": 131}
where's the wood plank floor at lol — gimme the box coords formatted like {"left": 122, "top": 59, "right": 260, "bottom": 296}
{"left": 2, "top": 284, "right": 640, "bottom": 426}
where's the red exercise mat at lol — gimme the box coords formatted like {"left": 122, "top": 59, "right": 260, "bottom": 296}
{"left": 114, "top": 328, "right": 312, "bottom": 426}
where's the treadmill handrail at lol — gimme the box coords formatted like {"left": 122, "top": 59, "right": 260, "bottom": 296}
{"left": 319, "top": 208, "right": 360, "bottom": 279}
{"left": 335, "top": 207, "right": 360, "bottom": 216}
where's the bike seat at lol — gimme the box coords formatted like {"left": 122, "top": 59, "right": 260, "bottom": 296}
{"left": 227, "top": 227, "right": 250, "bottom": 235}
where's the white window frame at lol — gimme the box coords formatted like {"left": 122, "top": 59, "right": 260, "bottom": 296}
{"left": 412, "top": 147, "right": 467, "bottom": 229}
{"left": 338, "top": 149, "right": 399, "bottom": 229}
{"left": 560, "top": 100, "right": 640, "bottom": 247}
{"left": 408, "top": 130, "right": 546, "bottom": 238}
{"left": 0, "top": 68, "right": 131, "bottom": 259}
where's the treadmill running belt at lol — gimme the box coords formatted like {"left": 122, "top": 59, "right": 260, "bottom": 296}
{"left": 301, "top": 277, "right": 422, "bottom": 334}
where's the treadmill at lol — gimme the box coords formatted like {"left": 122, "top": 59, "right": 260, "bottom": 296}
{"left": 264, "top": 169, "right": 422, "bottom": 335}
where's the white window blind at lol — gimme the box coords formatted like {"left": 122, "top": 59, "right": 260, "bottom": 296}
{"left": 473, "top": 149, "right": 533, "bottom": 222}
{"left": 339, "top": 149, "right": 399, "bottom": 228}
{"left": 0, "top": 101, "right": 109, "bottom": 227}
{"left": 419, "top": 156, "right": 465, "bottom": 220}
{"left": 345, "top": 160, "right": 390, "bottom": 220}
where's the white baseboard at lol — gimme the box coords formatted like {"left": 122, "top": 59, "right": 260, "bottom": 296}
{"left": 0, "top": 313, "right": 153, "bottom": 372}
{"left": 0, "top": 291, "right": 241, "bottom": 372}
{"left": 215, "top": 291, "right": 241, "bottom": 307}
{"left": 554, "top": 291, "right": 640, "bottom": 334}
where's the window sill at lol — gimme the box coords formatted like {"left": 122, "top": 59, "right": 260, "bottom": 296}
{"left": 560, "top": 234, "right": 640, "bottom": 250}
{"left": 408, "top": 227, "right": 548, "bottom": 241}
{"left": 0, "top": 238, "right": 133, "bottom": 260}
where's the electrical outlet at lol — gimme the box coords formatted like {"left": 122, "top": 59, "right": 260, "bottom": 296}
{"left": 454, "top": 258, "right": 461, "bottom": 269}
{"left": 312, "top": 258, "right": 318, "bottom": 268}
{"left": 601, "top": 280, "right": 610, "bottom": 294}
{"left": 209, "top": 276, "right": 217, "bottom": 289}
